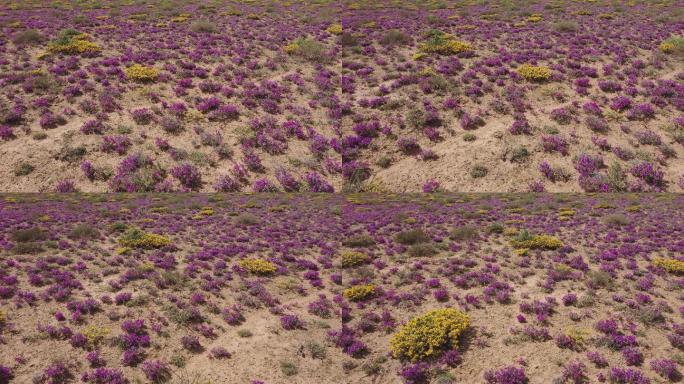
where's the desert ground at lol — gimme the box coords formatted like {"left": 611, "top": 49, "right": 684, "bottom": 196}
{"left": 0, "top": 193, "right": 683, "bottom": 383}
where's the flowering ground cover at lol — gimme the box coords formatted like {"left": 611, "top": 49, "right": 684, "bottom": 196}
{"left": 0, "top": 193, "right": 683, "bottom": 383}
{"left": 338, "top": 0, "right": 684, "bottom": 192}
{"left": 0, "top": 0, "right": 683, "bottom": 193}
{"left": 0, "top": 0, "right": 343, "bottom": 192}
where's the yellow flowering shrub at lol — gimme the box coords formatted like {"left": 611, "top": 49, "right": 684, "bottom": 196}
{"left": 119, "top": 228, "right": 171, "bottom": 249}
{"left": 517, "top": 64, "right": 551, "bottom": 81}
{"left": 125, "top": 64, "right": 159, "bottom": 82}
{"left": 82, "top": 325, "right": 109, "bottom": 346}
{"left": 137, "top": 261, "right": 155, "bottom": 273}
{"left": 419, "top": 32, "right": 472, "bottom": 55}
{"left": 116, "top": 247, "right": 131, "bottom": 255}
{"left": 527, "top": 14, "right": 543, "bottom": 22}
{"left": 412, "top": 52, "right": 427, "bottom": 61}
{"left": 0, "top": 310, "right": 5, "bottom": 324}
{"left": 284, "top": 42, "right": 300, "bottom": 54}
{"left": 565, "top": 327, "right": 590, "bottom": 346}
{"left": 184, "top": 108, "right": 205, "bottom": 122}
{"left": 659, "top": 37, "right": 684, "bottom": 54}
{"left": 558, "top": 210, "right": 572, "bottom": 221}
{"left": 593, "top": 202, "right": 615, "bottom": 209}
{"left": 511, "top": 232, "right": 563, "bottom": 250}
{"left": 48, "top": 36, "right": 101, "bottom": 55}
{"left": 503, "top": 227, "right": 519, "bottom": 236}
{"left": 238, "top": 258, "right": 277, "bottom": 275}
{"left": 660, "top": 42, "right": 675, "bottom": 53}
{"left": 626, "top": 205, "right": 641, "bottom": 212}
{"left": 343, "top": 284, "right": 376, "bottom": 301}
{"left": 327, "top": 23, "right": 343, "bottom": 35}
{"left": 341, "top": 250, "right": 369, "bottom": 267}
{"left": 390, "top": 308, "right": 470, "bottom": 361}
{"left": 599, "top": 13, "right": 615, "bottom": 19}
{"left": 558, "top": 209, "right": 575, "bottom": 217}
{"left": 653, "top": 257, "right": 684, "bottom": 274}
{"left": 419, "top": 67, "right": 437, "bottom": 77}
{"left": 171, "top": 13, "right": 190, "bottom": 23}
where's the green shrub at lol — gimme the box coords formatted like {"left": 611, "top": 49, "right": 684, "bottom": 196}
{"left": 603, "top": 214, "right": 629, "bottom": 226}
{"left": 342, "top": 234, "right": 376, "bottom": 247}
{"left": 408, "top": 243, "right": 438, "bottom": 257}
{"left": 306, "top": 341, "right": 326, "bottom": 359}
{"left": 13, "top": 162, "right": 35, "bottom": 176}
{"left": 235, "top": 214, "right": 259, "bottom": 225}
{"left": 470, "top": 165, "right": 488, "bottom": 178}
{"left": 395, "top": 229, "right": 430, "bottom": 245}
{"left": 553, "top": 21, "right": 577, "bottom": 32}
{"left": 68, "top": 224, "right": 100, "bottom": 240}
{"left": 286, "top": 38, "right": 329, "bottom": 63}
{"left": 338, "top": 32, "right": 358, "bottom": 46}
{"left": 237, "top": 329, "right": 252, "bottom": 337}
{"left": 510, "top": 146, "right": 530, "bottom": 163}
{"left": 12, "top": 227, "right": 47, "bottom": 243}
{"left": 380, "top": 29, "right": 411, "bottom": 46}
{"left": 280, "top": 361, "right": 299, "bottom": 376}
{"left": 190, "top": 20, "right": 217, "bottom": 33}
{"left": 449, "top": 226, "right": 478, "bottom": 241}
{"left": 109, "top": 222, "right": 127, "bottom": 233}
{"left": 13, "top": 242, "right": 44, "bottom": 254}
{"left": 376, "top": 157, "right": 393, "bottom": 168}
{"left": 13, "top": 29, "right": 45, "bottom": 44}
{"left": 488, "top": 223, "right": 504, "bottom": 234}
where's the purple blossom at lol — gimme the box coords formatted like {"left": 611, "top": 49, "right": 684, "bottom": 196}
{"left": 141, "top": 360, "right": 170, "bottom": 382}
{"left": 280, "top": 314, "right": 304, "bottom": 330}
{"left": 610, "top": 96, "right": 632, "bottom": 111}
{"left": 609, "top": 367, "right": 650, "bottom": 384}
{"left": 399, "top": 363, "right": 429, "bottom": 384}
{"left": 171, "top": 163, "right": 202, "bottom": 190}
{"left": 541, "top": 135, "right": 569, "bottom": 155}
{"left": 484, "top": 366, "right": 528, "bottom": 384}
{"left": 422, "top": 179, "right": 440, "bottom": 193}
